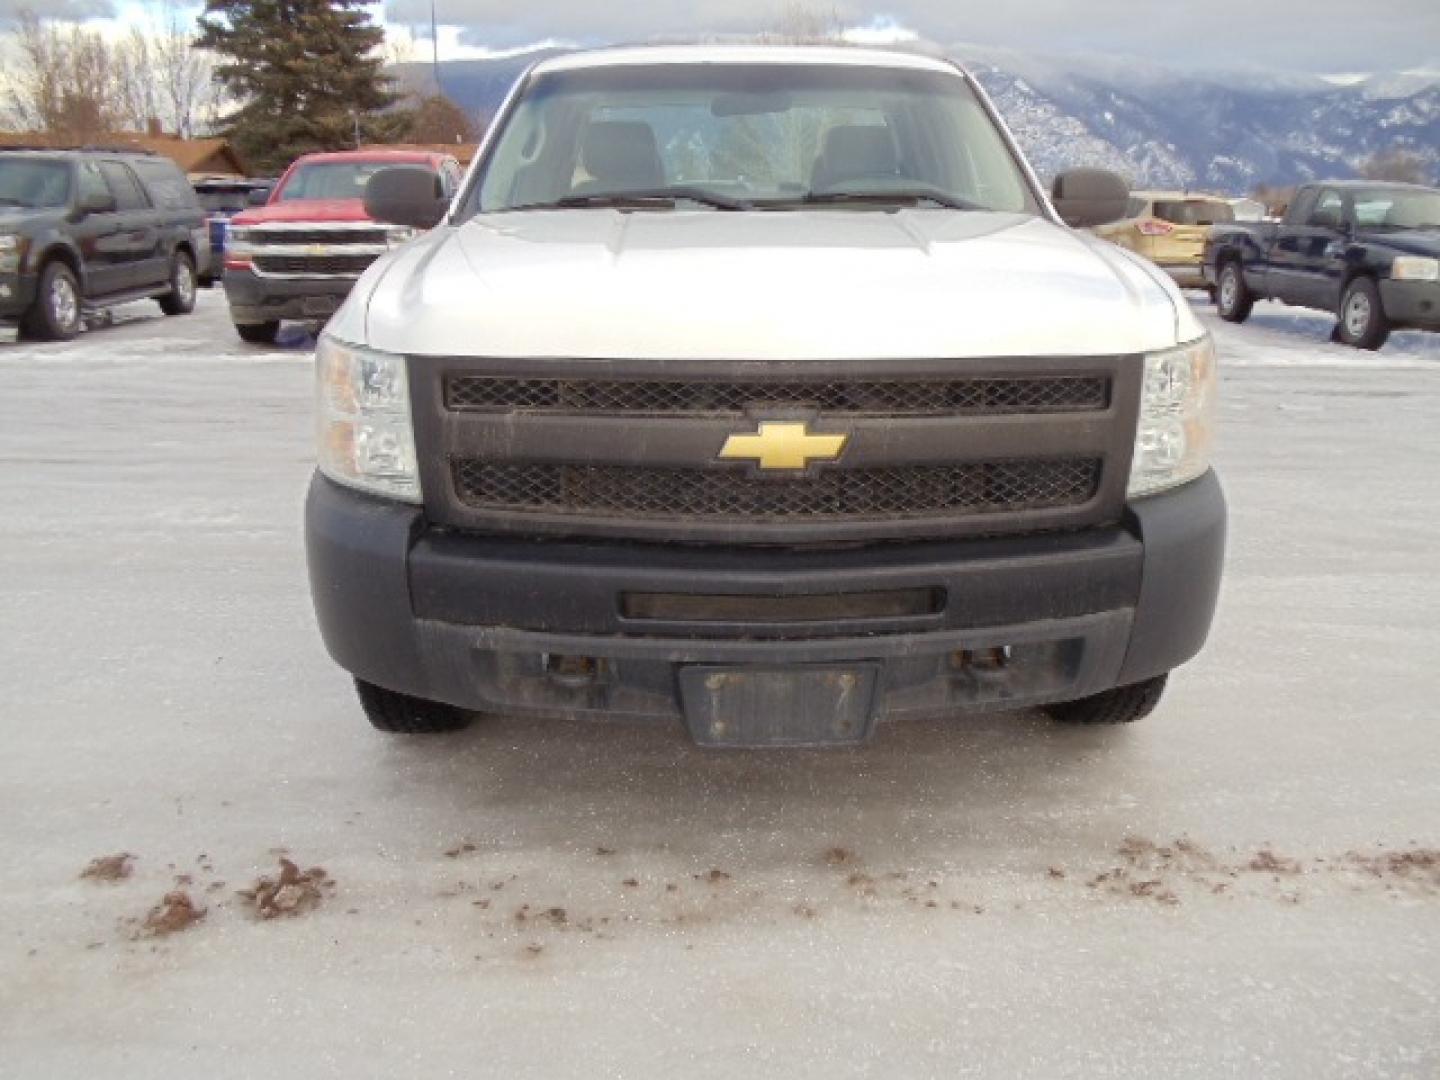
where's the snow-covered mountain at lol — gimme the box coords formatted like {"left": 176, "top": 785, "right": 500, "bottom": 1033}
{"left": 401, "top": 47, "right": 1440, "bottom": 192}
{"left": 956, "top": 45, "right": 1439, "bottom": 190}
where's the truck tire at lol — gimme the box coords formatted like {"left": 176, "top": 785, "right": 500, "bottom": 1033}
{"left": 1337, "top": 277, "right": 1389, "bottom": 351}
{"left": 234, "top": 320, "right": 280, "bottom": 345}
{"left": 1216, "top": 262, "right": 1253, "bottom": 323}
{"left": 1044, "top": 675, "right": 1167, "bottom": 726}
{"left": 157, "top": 251, "right": 197, "bottom": 316}
{"left": 21, "top": 260, "right": 83, "bottom": 341}
{"left": 354, "top": 679, "right": 472, "bottom": 734}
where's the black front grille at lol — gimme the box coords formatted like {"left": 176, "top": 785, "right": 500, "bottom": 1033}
{"left": 446, "top": 374, "right": 1109, "bottom": 417}
{"left": 253, "top": 253, "right": 379, "bottom": 276}
{"left": 453, "top": 458, "right": 1101, "bottom": 521}
{"left": 250, "top": 228, "right": 387, "bottom": 245}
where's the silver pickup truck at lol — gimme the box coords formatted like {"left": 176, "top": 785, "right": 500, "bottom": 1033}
{"left": 305, "top": 46, "right": 1225, "bottom": 748}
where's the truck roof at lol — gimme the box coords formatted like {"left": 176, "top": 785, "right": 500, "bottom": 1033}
{"left": 291, "top": 149, "right": 453, "bottom": 166}
{"left": 532, "top": 44, "right": 962, "bottom": 77}
{"left": 1299, "top": 180, "right": 1436, "bottom": 193}
{"left": 1132, "top": 190, "right": 1229, "bottom": 201}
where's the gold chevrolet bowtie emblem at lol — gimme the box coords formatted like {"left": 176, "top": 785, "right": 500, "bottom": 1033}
{"left": 718, "top": 421, "right": 848, "bottom": 471}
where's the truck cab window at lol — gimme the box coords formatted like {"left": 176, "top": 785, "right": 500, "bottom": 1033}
{"left": 1308, "top": 190, "right": 1346, "bottom": 229}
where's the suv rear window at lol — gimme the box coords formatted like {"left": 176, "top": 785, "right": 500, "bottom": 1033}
{"left": 1153, "top": 200, "right": 1233, "bottom": 226}
{"left": 196, "top": 187, "right": 263, "bottom": 212}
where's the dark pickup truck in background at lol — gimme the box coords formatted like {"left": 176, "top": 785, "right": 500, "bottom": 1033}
{"left": 1205, "top": 181, "right": 1440, "bottom": 349}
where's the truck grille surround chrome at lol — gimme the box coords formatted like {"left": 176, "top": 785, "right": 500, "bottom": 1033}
{"left": 245, "top": 222, "right": 389, "bottom": 279}
{"left": 412, "top": 357, "right": 1142, "bottom": 544}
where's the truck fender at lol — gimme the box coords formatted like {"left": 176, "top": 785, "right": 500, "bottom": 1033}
{"left": 29, "top": 236, "right": 87, "bottom": 295}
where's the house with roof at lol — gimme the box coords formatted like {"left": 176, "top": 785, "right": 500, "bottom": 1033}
{"left": 0, "top": 126, "right": 250, "bottom": 178}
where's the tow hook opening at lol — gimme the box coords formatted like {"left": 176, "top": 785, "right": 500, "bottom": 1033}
{"left": 544, "top": 653, "right": 602, "bottom": 689}
{"left": 954, "top": 646, "right": 1013, "bottom": 673}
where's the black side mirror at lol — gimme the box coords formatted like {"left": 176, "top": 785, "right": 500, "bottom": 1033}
{"left": 247, "top": 187, "right": 271, "bottom": 207}
{"left": 1051, "top": 168, "right": 1129, "bottom": 228}
{"left": 78, "top": 191, "right": 116, "bottom": 215}
{"left": 364, "top": 167, "right": 447, "bottom": 230}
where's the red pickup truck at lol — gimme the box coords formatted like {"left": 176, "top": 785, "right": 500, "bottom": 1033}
{"left": 222, "top": 149, "right": 463, "bottom": 343}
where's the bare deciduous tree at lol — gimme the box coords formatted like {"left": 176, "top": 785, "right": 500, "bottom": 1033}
{"left": 1359, "top": 147, "right": 1432, "bottom": 186}
{"left": 768, "top": 3, "right": 847, "bottom": 44}
{"left": 5, "top": 10, "right": 129, "bottom": 142}
{"left": 140, "top": 0, "right": 221, "bottom": 137}
{"left": 3, "top": 4, "right": 222, "bottom": 142}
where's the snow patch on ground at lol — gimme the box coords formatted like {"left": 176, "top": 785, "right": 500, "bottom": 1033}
{"left": 1192, "top": 295, "right": 1440, "bottom": 369}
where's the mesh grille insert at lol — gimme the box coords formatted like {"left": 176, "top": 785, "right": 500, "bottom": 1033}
{"left": 248, "top": 229, "right": 388, "bottom": 245}
{"left": 452, "top": 458, "right": 1101, "bottom": 521}
{"left": 253, "top": 253, "right": 379, "bottom": 275}
{"left": 445, "top": 375, "right": 1109, "bottom": 417}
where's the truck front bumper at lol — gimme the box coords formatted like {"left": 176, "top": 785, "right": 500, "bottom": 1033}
{"left": 0, "top": 272, "right": 37, "bottom": 322}
{"left": 1380, "top": 279, "right": 1440, "bottom": 330}
{"left": 1154, "top": 262, "right": 1209, "bottom": 290}
{"left": 306, "top": 470, "right": 1226, "bottom": 735}
{"left": 223, "top": 267, "right": 356, "bottom": 324}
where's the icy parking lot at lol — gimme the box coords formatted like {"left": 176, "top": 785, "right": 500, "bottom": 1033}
{"left": 2, "top": 290, "right": 1438, "bottom": 1078}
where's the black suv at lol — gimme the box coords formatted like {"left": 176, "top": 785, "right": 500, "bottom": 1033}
{"left": 0, "top": 148, "right": 210, "bottom": 340}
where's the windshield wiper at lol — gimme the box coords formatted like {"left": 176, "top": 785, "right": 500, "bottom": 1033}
{"left": 764, "top": 190, "right": 981, "bottom": 212}
{"left": 513, "top": 187, "right": 752, "bottom": 212}
{"left": 0, "top": 197, "right": 28, "bottom": 207}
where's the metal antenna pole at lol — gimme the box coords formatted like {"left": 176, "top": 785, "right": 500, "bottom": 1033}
{"left": 431, "top": 0, "right": 442, "bottom": 95}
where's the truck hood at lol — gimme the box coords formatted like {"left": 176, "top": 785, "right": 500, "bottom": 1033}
{"left": 232, "top": 198, "right": 371, "bottom": 226}
{"left": 0, "top": 207, "right": 62, "bottom": 228}
{"left": 1360, "top": 229, "right": 1440, "bottom": 259}
{"left": 342, "top": 210, "right": 1197, "bottom": 359}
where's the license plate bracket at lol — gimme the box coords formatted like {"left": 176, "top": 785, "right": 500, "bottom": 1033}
{"left": 302, "top": 296, "right": 338, "bottom": 316}
{"left": 678, "top": 664, "right": 881, "bottom": 748}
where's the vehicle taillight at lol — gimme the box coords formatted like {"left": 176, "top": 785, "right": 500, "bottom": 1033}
{"left": 1137, "top": 220, "right": 1174, "bottom": 236}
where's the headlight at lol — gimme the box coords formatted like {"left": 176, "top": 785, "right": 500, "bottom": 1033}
{"left": 1128, "top": 335, "right": 1216, "bottom": 498}
{"left": 1392, "top": 256, "right": 1439, "bottom": 282}
{"left": 315, "top": 336, "right": 421, "bottom": 503}
{"left": 225, "top": 227, "right": 252, "bottom": 258}
{"left": 0, "top": 234, "right": 23, "bottom": 272}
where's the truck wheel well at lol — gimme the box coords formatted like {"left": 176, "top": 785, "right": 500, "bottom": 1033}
{"left": 36, "top": 245, "right": 81, "bottom": 281}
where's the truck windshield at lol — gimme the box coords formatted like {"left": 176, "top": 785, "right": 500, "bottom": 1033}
{"left": 1352, "top": 188, "right": 1440, "bottom": 230}
{"left": 0, "top": 159, "right": 71, "bottom": 209}
{"left": 196, "top": 187, "right": 261, "bottom": 213}
{"left": 276, "top": 162, "right": 396, "bottom": 202}
{"left": 473, "top": 63, "right": 1038, "bottom": 215}
{"left": 1153, "top": 199, "right": 1234, "bottom": 226}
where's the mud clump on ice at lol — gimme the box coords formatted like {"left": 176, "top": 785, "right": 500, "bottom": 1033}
{"left": 238, "top": 857, "right": 334, "bottom": 920}
{"left": 1343, "top": 848, "right": 1440, "bottom": 891}
{"left": 140, "top": 890, "right": 205, "bottom": 937}
{"left": 80, "top": 853, "right": 134, "bottom": 883}
{"left": 1087, "top": 837, "right": 1440, "bottom": 904}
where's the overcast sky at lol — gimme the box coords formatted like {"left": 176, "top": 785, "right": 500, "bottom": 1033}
{"left": 377, "top": 0, "right": 1440, "bottom": 74}
{"left": 2, "top": 0, "right": 1437, "bottom": 75}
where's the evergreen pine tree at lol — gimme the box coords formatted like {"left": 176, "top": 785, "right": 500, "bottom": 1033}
{"left": 197, "top": 0, "right": 405, "bottom": 174}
